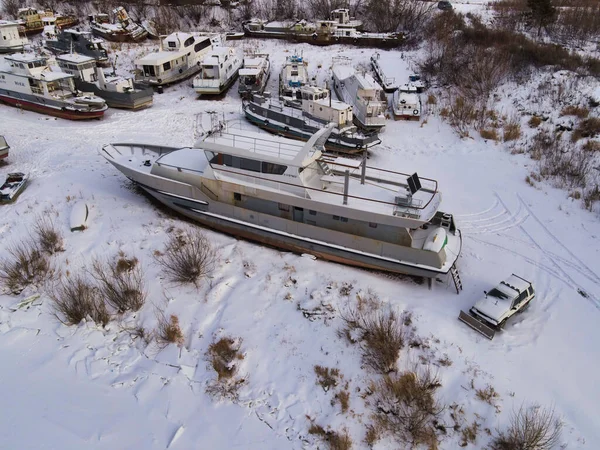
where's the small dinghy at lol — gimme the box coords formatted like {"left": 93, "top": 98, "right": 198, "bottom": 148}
{"left": 423, "top": 227, "right": 447, "bottom": 252}
{"left": 0, "top": 172, "right": 28, "bottom": 204}
{"left": 70, "top": 201, "right": 89, "bottom": 231}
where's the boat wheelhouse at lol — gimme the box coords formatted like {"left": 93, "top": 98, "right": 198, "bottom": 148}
{"left": 330, "top": 9, "right": 363, "bottom": 31}
{"left": 102, "top": 125, "right": 462, "bottom": 280}
{"left": 238, "top": 54, "right": 270, "bottom": 98}
{"left": 135, "top": 32, "right": 213, "bottom": 87}
{"left": 56, "top": 53, "right": 153, "bottom": 110}
{"left": 89, "top": 7, "right": 147, "bottom": 42}
{"left": 243, "top": 85, "right": 380, "bottom": 154}
{"left": 392, "top": 88, "right": 421, "bottom": 120}
{"left": 16, "top": 8, "right": 45, "bottom": 35}
{"left": 370, "top": 52, "right": 398, "bottom": 93}
{"left": 0, "top": 53, "right": 107, "bottom": 120}
{"left": 193, "top": 46, "right": 243, "bottom": 95}
{"left": 280, "top": 54, "right": 310, "bottom": 99}
{"left": 0, "top": 21, "right": 28, "bottom": 53}
{"left": 332, "top": 60, "right": 387, "bottom": 131}
{"left": 45, "top": 28, "right": 109, "bottom": 66}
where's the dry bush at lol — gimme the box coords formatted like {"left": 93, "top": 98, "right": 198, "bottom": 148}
{"left": 34, "top": 215, "right": 64, "bottom": 255}
{"left": 503, "top": 117, "right": 522, "bottom": 142}
{"left": 365, "top": 423, "right": 382, "bottom": 446}
{"left": 1, "top": 0, "right": 19, "bottom": 18}
{"left": 535, "top": 134, "right": 593, "bottom": 189}
{"left": 50, "top": 274, "right": 111, "bottom": 326}
{"left": 461, "top": 420, "right": 480, "bottom": 446}
{"left": 340, "top": 308, "right": 406, "bottom": 373}
{"left": 314, "top": 365, "right": 340, "bottom": 392}
{"left": 156, "top": 312, "right": 184, "bottom": 346}
{"left": 480, "top": 129, "right": 500, "bottom": 141}
{"left": 476, "top": 384, "right": 500, "bottom": 405}
{"left": 560, "top": 105, "right": 589, "bottom": 119}
{"left": 153, "top": 6, "right": 179, "bottom": 35}
{"left": 441, "top": 95, "right": 478, "bottom": 138}
{"left": 0, "top": 240, "right": 51, "bottom": 294}
{"left": 371, "top": 365, "right": 444, "bottom": 449}
{"left": 583, "top": 185, "right": 600, "bottom": 211}
{"left": 208, "top": 336, "right": 244, "bottom": 380}
{"left": 308, "top": 423, "right": 353, "bottom": 450}
{"left": 155, "top": 229, "right": 216, "bottom": 286}
{"left": 582, "top": 140, "right": 600, "bottom": 152}
{"left": 91, "top": 256, "right": 146, "bottom": 313}
{"left": 335, "top": 389, "right": 350, "bottom": 414}
{"left": 571, "top": 117, "right": 600, "bottom": 142}
{"left": 490, "top": 404, "right": 562, "bottom": 450}
{"left": 528, "top": 116, "right": 543, "bottom": 128}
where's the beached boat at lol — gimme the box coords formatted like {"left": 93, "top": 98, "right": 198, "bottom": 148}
{"left": 0, "top": 136, "right": 9, "bottom": 160}
{"left": 0, "top": 21, "right": 28, "bottom": 54}
{"left": 45, "top": 28, "right": 109, "bottom": 66}
{"left": 0, "top": 172, "right": 28, "bottom": 204}
{"left": 370, "top": 52, "right": 398, "bottom": 93}
{"left": 42, "top": 13, "right": 78, "bottom": 30}
{"left": 16, "top": 8, "right": 45, "bottom": 35}
{"left": 242, "top": 85, "right": 380, "bottom": 154}
{"left": 238, "top": 54, "right": 270, "bottom": 99}
{"left": 55, "top": 53, "right": 153, "bottom": 110}
{"left": 0, "top": 53, "right": 107, "bottom": 120}
{"left": 102, "top": 125, "right": 461, "bottom": 279}
{"left": 331, "top": 59, "right": 387, "bottom": 131}
{"left": 135, "top": 32, "right": 213, "bottom": 87}
{"left": 392, "top": 85, "right": 421, "bottom": 120}
{"left": 193, "top": 46, "right": 243, "bottom": 95}
{"left": 280, "top": 54, "right": 310, "bottom": 99}
{"left": 89, "top": 7, "right": 147, "bottom": 42}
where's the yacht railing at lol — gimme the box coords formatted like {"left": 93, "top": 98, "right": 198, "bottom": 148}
{"left": 203, "top": 130, "right": 304, "bottom": 161}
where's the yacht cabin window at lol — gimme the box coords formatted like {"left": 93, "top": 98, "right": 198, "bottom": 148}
{"left": 206, "top": 151, "right": 287, "bottom": 175}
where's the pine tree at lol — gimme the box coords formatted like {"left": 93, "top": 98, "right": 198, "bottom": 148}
{"left": 527, "top": 0, "right": 557, "bottom": 37}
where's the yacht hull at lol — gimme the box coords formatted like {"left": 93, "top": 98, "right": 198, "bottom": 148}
{"left": 194, "top": 72, "right": 239, "bottom": 96}
{"left": 0, "top": 92, "right": 105, "bottom": 120}
{"left": 75, "top": 79, "right": 153, "bottom": 110}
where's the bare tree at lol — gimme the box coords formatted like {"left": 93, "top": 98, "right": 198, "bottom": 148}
{"left": 491, "top": 404, "right": 562, "bottom": 450}
{"left": 2, "top": 0, "right": 20, "bottom": 18}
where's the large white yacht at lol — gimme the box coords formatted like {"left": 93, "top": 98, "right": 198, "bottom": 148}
{"left": 193, "top": 46, "right": 243, "bottom": 95}
{"left": 0, "top": 53, "right": 107, "bottom": 120}
{"left": 135, "top": 32, "right": 213, "bottom": 87}
{"left": 332, "top": 59, "right": 387, "bottom": 131}
{"left": 101, "top": 125, "right": 462, "bottom": 279}
{"left": 0, "top": 21, "right": 28, "bottom": 53}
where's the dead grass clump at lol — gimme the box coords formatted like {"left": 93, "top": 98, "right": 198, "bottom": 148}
{"left": 308, "top": 423, "right": 353, "bottom": 450}
{"left": 560, "top": 105, "right": 589, "bottom": 119}
{"left": 156, "top": 312, "right": 184, "bottom": 346}
{"left": 571, "top": 117, "right": 600, "bottom": 142}
{"left": 437, "top": 354, "right": 453, "bottom": 367}
{"left": 91, "top": 256, "right": 146, "bottom": 313}
{"left": 208, "top": 336, "right": 244, "bottom": 380}
{"left": 490, "top": 404, "right": 562, "bottom": 450}
{"left": 341, "top": 308, "right": 406, "bottom": 373}
{"left": 0, "top": 240, "right": 51, "bottom": 294}
{"left": 480, "top": 128, "right": 500, "bottom": 141}
{"left": 335, "top": 389, "right": 350, "bottom": 414}
{"left": 476, "top": 384, "right": 500, "bottom": 405}
{"left": 365, "top": 423, "right": 383, "bottom": 446}
{"left": 528, "top": 116, "right": 543, "bottom": 128}
{"left": 583, "top": 185, "right": 600, "bottom": 211}
{"left": 155, "top": 229, "right": 216, "bottom": 286}
{"left": 582, "top": 140, "right": 600, "bottom": 152}
{"left": 460, "top": 420, "right": 480, "bottom": 446}
{"left": 372, "top": 366, "right": 444, "bottom": 449}
{"left": 50, "top": 274, "right": 110, "bottom": 326}
{"left": 503, "top": 119, "right": 522, "bottom": 142}
{"left": 314, "top": 365, "right": 340, "bottom": 392}
{"left": 34, "top": 216, "right": 64, "bottom": 255}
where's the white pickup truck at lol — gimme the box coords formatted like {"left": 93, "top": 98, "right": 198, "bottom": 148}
{"left": 458, "top": 274, "right": 535, "bottom": 340}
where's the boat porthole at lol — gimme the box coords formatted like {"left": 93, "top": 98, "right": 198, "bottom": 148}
{"left": 179, "top": 68, "right": 183, "bottom": 74}
{"left": 413, "top": 109, "right": 419, "bottom": 115}
{"left": 264, "top": 120, "right": 269, "bottom": 125}
{"left": 284, "top": 126, "right": 289, "bottom": 132}
{"left": 312, "top": 34, "right": 317, "bottom": 40}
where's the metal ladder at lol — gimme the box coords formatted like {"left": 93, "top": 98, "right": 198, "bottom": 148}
{"left": 450, "top": 264, "right": 463, "bottom": 294}
{"left": 317, "top": 160, "right": 332, "bottom": 175}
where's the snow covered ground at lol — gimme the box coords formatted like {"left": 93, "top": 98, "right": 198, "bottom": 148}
{"left": 1, "top": 38, "right": 599, "bottom": 450}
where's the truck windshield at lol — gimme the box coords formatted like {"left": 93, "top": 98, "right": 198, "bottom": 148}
{"left": 487, "top": 288, "right": 509, "bottom": 299}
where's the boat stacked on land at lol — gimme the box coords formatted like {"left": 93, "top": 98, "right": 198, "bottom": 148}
{"left": 238, "top": 54, "right": 270, "bottom": 99}
{"left": 55, "top": 53, "right": 154, "bottom": 110}
{"left": 370, "top": 52, "right": 398, "bottom": 93}
{"left": 331, "top": 59, "right": 387, "bottom": 131}
{"left": 193, "top": 46, "right": 243, "bottom": 95}
{"left": 0, "top": 21, "right": 28, "bottom": 53}
{"left": 89, "top": 7, "right": 147, "bottom": 42}
{"left": 243, "top": 9, "right": 404, "bottom": 49}
{"left": 17, "top": 8, "right": 77, "bottom": 35}
{"left": 45, "top": 28, "right": 109, "bottom": 66}
{"left": 0, "top": 53, "right": 107, "bottom": 120}
{"left": 392, "top": 84, "right": 421, "bottom": 120}
{"left": 101, "top": 124, "right": 461, "bottom": 279}
{"left": 242, "top": 85, "right": 380, "bottom": 154}
{"left": 135, "top": 32, "right": 214, "bottom": 87}
{"left": 279, "top": 54, "right": 310, "bottom": 99}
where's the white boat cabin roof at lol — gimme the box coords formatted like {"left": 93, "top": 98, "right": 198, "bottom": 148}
{"left": 239, "top": 68, "right": 260, "bottom": 76}
{"left": 331, "top": 63, "right": 355, "bottom": 81}
{"left": 243, "top": 57, "right": 265, "bottom": 68}
{"left": 5, "top": 53, "right": 44, "bottom": 64}
{"left": 63, "top": 28, "right": 93, "bottom": 36}
{"left": 201, "top": 46, "right": 237, "bottom": 65}
{"left": 57, "top": 53, "right": 95, "bottom": 64}
{"left": 397, "top": 92, "right": 419, "bottom": 105}
{"left": 0, "top": 20, "right": 20, "bottom": 28}
{"left": 136, "top": 33, "right": 210, "bottom": 66}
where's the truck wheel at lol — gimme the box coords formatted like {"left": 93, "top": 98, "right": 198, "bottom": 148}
{"left": 499, "top": 318, "right": 508, "bottom": 329}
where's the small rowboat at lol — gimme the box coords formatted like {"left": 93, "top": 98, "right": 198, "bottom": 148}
{"left": 0, "top": 172, "right": 28, "bottom": 204}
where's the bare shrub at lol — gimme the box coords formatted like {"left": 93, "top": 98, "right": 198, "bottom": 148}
{"left": 34, "top": 215, "right": 64, "bottom": 255}
{"left": 582, "top": 140, "right": 600, "bottom": 152}
{"left": 536, "top": 135, "right": 593, "bottom": 189}
{"left": 560, "top": 105, "right": 589, "bottom": 119}
{"left": 208, "top": 336, "right": 244, "bottom": 380}
{"left": 371, "top": 365, "right": 444, "bottom": 448}
{"left": 583, "top": 185, "right": 600, "bottom": 211}
{"left": 365, "top": 423, "right": 382, "bottom": 446}
{"left": 156, "top": 312, "right": 184, "bottom": 346}
{"left": 0, "top": 240, "right": 50, "bottom": 294}
{"left": 528, "top": 116, "right": 543, "bottom": 128}
{"left": 480, "top": 128, "right": 500, "bottom": 141}
{"left": 341, "top": 308, "right": 405, "bottom": 373}
{"left": 503, "top": 118, "right": 522, "bottom": 142}
{"left": 441, "top": 95, "right": 477, "bottom": 138}
{"left": 91, "top": 256, "right": 146, "bottom": 313}
{"left": 155, "top": 229, "right": 216, "bottom": 286}
{"left": 335, "top": 389, "right": 350, "bottom": 414}
{"left": 308, "top": 422, "right": 353, "bottom": 450}
{"left": 476, "top": 384, "right": 500, "bottom": 405}
{"left": 490, "top": 404, "right": 562, "bottom": 450}
{"left": 314, "top": 365, "right": 340, "bottom": 391}
{"left": 50, "top": 274, "right": 111, "bottom": 326}
{"left": 571, "top": 117, "right": 600, "bottom": 142}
